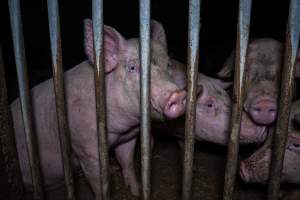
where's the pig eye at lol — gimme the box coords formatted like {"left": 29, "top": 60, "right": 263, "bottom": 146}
{"left": 287, "top": 141, "right": 300, "bottom": 153}
{"left": 127, "top": 60, "right": 138, "bottom": 73}
{"left": 128, "top": 65, "right": 136, "bottom": 72}
{"left": 206, "top": 101, "right": 214, "bottom": 108}
{"left": 293, "top": 143, "right": 300, "bottom": 148}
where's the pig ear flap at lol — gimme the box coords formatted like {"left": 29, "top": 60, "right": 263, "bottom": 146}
{"left": 84, "top": 19, "right": 95, "bottom": 65}
{"left": 196, "top": 84, "right": 208, "bottom": 99}
{"left": 84, "top": 19, "right": 127, "bottom": 73}
{"left": 294, "top": 49, "right": 300, "bottom": 78}
{"left": 217, "top": 51, "right": 235, "bottom": 78}
{"left": 211, "top": 78, "right": 233, "bottom": 89}
{"left": 151, "top": 20, "right": 167, "bottom": 48}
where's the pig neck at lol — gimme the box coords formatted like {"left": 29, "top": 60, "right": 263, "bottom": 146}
{"left": 71, "top": 61, "right": 139, "bottom": 135}
{"left": 104, "top": 67, "right": 140, "bottom": 133}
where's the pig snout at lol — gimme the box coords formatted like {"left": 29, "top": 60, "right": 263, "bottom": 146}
{"left": 249, "top": 98, "right": 277, "bottom": 125}
{"left": 164, "top": 90, "right": 187, "bottom": 119}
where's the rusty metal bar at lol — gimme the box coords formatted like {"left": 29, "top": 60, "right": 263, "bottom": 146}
{"left": 223, "top": 0, "right": 252, "bottom": 200}
{"left": 0, "top": 44, "right": 24, "bottom": 200}
{"left": 267, "top": 0, "right": 300, "bottom": 199}
{"left": 8, "top": 0, "right": 44, "bottom": 199}
{"left": 181, "top": 0, "right": 201, "bottom": 200}
{"left": 139, "top": 0, "right": 151, "bottom": 199}
{"left": 46, "top": 1, "right": 76, "bottom": 200}
{"left": 92, "top": 0, "right": 110, "bottom": 200}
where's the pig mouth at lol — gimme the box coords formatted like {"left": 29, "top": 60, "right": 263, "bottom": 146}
{"left": 151, "top": 90, "right": 187, "bottom": 119}
{"left": 239, "top": 122, "right": 268, "bottom": 144}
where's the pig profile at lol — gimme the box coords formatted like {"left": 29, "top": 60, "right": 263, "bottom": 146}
{"left": 11, "top": 19, "right": 186, "bottom": 198}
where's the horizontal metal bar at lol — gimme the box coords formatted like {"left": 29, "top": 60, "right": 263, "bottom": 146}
{"left": 8, "top": 0, "right": 44, "bottom": 199}
{"left": 92, "top": 0, "right": 110, "bottom": 200}
{"left": 181, "top": 0, "right": 201, "bottom": 200}
{"left": 139, "top": 0, "right": 151, "bottom": 199}
{"left": 223, "top": 0, "right": 252, "bottom": 200}
{"left": 267, "top": 0, "right": 300, "bottom": 199}
{"left": 46, "top": 1, "right": 76, "bottom": 200}
{"left": 0, "top": 43, "right": 24, "bottom": 200}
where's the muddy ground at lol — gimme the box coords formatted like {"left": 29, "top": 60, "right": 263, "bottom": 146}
{"left": 23, "top": 134, "right": 274, "bottom": 200}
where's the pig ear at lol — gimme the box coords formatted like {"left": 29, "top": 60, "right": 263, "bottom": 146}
{"left": 287, "top": 134, "right": 300, "bottom": 154}
{"left": 151, "top": 20, "right": 167, "bottom": 48}
{"left": 84, "top": 19, "right": 127, "bottom": 73}
{"left": 211, "top": 78, "right": 233, "bottom": 89}
{"left": 196, "top": 84, "right": 208, "bottom": 100}
{"left": 217, "top": 51, "right": 235, "bottom": 78}
{"left": 294, "top": 49, "right": 300, "bottom": 78}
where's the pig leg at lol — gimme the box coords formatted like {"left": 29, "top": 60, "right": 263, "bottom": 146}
{"left": 115, "top": 137, "right": 140, "bottom": 196}
{"left": 78, "top": 154, "right": 102, "bottom": 200}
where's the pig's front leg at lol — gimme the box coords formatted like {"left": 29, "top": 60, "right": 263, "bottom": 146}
{"left": 115, "top": 136, "right": 140, "bottom": 196}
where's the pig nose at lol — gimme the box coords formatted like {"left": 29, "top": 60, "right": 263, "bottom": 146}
{"left": 164, "top": 90, "right": 187, "bottom": 119}
{"left": 249, "top": 100, "right": 277, "bottom": 125}
{"left": 239, "top": 161, "right": 251, "bottom": 182}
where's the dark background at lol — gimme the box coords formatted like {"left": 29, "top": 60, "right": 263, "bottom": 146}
{"left": 0, "top": 0, "right": 289, "bottom": 102}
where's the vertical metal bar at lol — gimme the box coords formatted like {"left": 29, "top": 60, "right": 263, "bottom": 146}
{"left": 46, "top": 1, "right": 76, "bottom": 200}
{"left": 223, "top": 1, "right": 252, "bottom": 200}
{"left": 139, "top": 0, "right": 151, "bottom": 199}
{"left": 267, "top": 1, "right": 300, "bottom": 199}
{"left": 8, "top": 1, "right": 44, "bottom": 199}
{"left": 181, "top": 0, "right": 201, "bottom": 200}
{"left": 0, "top": 44, "right": 24, "bottom": 200}
{"left": 92, "top": 1, "right": 110, "bottom": 200}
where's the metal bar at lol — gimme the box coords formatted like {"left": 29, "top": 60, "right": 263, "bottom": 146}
{"left": 181, "top": 0, "right": 201, "bottom": 200}
{"left": 267, "top": 0, "right": 300, "bottom": 199}
{"left": 139, "top": 0, "right": 151, "bottom": 199}
{"left": 8, "top": 1, "right": 44, "bottom": 199}
{"left": 46, "top": 1, "right": 76, "bottom": 200}
{"left": 92, "top": 1, "right": 110, "bottom": 200}
{"left": 0, "top": 44, "right": 24, "bottom": 200}
{"left": 223, "top": 1, "right": 252, "bottom": 200}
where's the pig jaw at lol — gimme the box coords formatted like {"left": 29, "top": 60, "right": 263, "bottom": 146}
{"left": 239, "top": 112, "right": 268, "bottom": 144}
{"left": 239, "top": 149, "right": 271, "bottom": 183}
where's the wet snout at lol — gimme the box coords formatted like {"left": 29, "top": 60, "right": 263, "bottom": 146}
{"left": 164, "top": 90, "right": 187, "bottom": 119}
{"left": 249, "top": 98, "right": 277, "bottom": 125}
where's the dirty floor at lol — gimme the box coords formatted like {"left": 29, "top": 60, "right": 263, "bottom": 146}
{"left": 24, "top": 135, "right": 272, "bottom": 200}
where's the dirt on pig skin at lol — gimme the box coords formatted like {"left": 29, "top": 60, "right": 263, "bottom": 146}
{"left": 23, "top": 134, "right": 273, "bottom": 200}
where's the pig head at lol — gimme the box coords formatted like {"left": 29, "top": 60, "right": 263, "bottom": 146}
{"left": 84, "top": 19, "right": 187, "bottom": 120}
{"left": 218, "top": 38, "right": 300, "bottom": 126}
{"left": 239, "top": 100, "right": 300, "bottom": 183}
{"left": 161, "top": 59, "right": 267, "bottom": 145}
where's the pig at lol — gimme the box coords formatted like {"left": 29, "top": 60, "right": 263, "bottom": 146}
{"left": 152, "top": 58, "right": 268, "bottom": 145}
{"left": 218, "top": 38, "right": 284, "bottom": 125}
{"left": 11, "top": 19, "right": 187, "bottom": 199}
{"left": 239, "top": 100, "right": 300, "bottom": 184}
